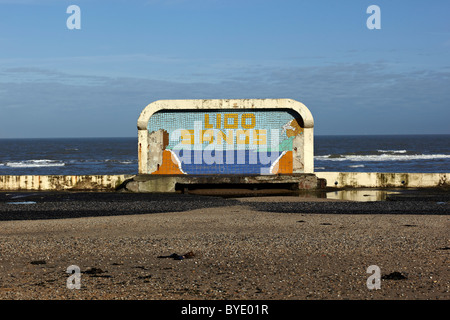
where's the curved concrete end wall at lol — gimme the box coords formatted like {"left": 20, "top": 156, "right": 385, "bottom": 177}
{"left": 137, "top": 99, "right": 315, "bottom": 174}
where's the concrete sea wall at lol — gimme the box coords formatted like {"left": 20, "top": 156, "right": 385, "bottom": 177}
{"left": 0, "top": 175, "right": 133, "bottom": 191}
{"left": 315, "top": 172, "right": 449, "bottom": 188}
{"left": 0, "top": 172, "right": 448, "bottom": 191}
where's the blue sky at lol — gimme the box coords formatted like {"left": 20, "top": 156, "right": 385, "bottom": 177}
{"left": 0, "top": 0, "right": 449, "bottom": 138}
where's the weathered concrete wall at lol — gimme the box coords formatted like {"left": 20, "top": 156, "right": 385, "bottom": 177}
{"left": 0, "top": 175, "right": 134, "bottom": 191}
{"left": 1, "top": 172, "right": 448, "bottom": 192}
{"left": 137, "top": 99, "right": 315, "bottom": 174}
{"left": 315, "top": 172, "right": 449, "bottom": 188}
{"left": 119, "top": 174, "right": 320, "bottom": 193}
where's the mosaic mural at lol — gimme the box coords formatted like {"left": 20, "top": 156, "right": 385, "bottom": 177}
{"left": 147, "top": 109, "right": 304, "bottom": 175}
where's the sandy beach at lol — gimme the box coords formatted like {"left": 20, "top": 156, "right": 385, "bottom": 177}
{"left": 0, "top": 191, "right": 448, "bottom": 300}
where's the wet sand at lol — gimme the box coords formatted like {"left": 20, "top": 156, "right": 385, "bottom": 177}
{"left": 0, "top": 191, "right": 448, "bottom": 300}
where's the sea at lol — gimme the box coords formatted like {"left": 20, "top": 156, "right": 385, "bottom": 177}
{"left": 0, "top": 135, "right": 449, "bottom": 175}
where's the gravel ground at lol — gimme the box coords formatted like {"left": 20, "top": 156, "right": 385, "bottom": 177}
{"left": 0, "top": 191, "right": 448, "bottom": 300}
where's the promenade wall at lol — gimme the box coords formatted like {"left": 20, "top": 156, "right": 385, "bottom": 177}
{"left": 0, "top": 172, "right": 448, "bottom": 191}
{"left": 0, "top": 175, "right": 133, "bottom": 191}
{"left": 315, "top": 172, "right": 449, "bottom": 188}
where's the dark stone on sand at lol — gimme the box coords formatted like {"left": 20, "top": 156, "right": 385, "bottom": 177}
{"left": 382, "top": 272, "right": 408, "bottom": 280}
{"left": 158, "top": 251, "right": 195, "bottom": 260}
{"left": 83, "top": 267, "right": 106, "bottom": 275}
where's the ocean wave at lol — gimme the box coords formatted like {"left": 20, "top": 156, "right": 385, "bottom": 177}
{"left": 377, "top": 149, "right": 407, "bottom": 154}
{"left": 349, "top": 164, "right": 365, "bottom": 168}
{"left": 315, "top": 154, "right": 450, "bottom": 162}
{"left": 66, "top": 159, "right": 137, "bottom": 165}
{"left": 104, "top": 159, "right": 136, "bottom": 164}
{"left": 5, "top": 160, "right": 65, "bottom": 168}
